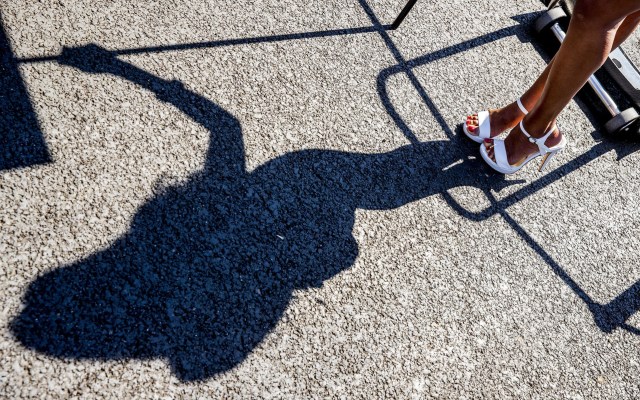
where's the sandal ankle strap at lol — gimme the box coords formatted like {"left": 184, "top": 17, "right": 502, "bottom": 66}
{"left": 519, "top": 121, "right": 556, "bottom": 154}
{"left": 516, "top": 98, "right": 529, "bottom": 115}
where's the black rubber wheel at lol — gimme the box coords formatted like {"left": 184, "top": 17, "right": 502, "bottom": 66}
{"left": 534, "top": 7, "right": 567, "bottom": 34}
{"left": 544, "top": 0, "right": 562, "bottom": 8}
{"left": 604, "top": 108, "right": 640, "bottom": 135}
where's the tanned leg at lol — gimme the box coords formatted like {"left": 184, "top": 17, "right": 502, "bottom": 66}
{"left": 484, "top": 0, "right": 640, "bottom": 165}
{"left": 467, "top": 8, "right": 640, "bottom": 141}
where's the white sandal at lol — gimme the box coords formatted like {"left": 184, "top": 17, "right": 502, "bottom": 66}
{"left": 463, "top": 98, "right": 529, "bottom": 143}
{"left": 480, "top": 120, "right": 567, "bottom": 174}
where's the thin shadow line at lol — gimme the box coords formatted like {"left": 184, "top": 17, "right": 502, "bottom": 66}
{"left": 491, "top": 193, "right": 596, "bottom": 308}
{"left": 491, "top": 191, "right": 640, "bottom": 334}
{"left": 377, "top": 25, "right": 523, "bottom": 143}
{"left": 16, "top": 25, "right": 391, "bottom": 64}
{"left": 450, "top": 141, "right": 615, "bottom": 221}
{"left": 358, "top": 0, "right": 440, "bottom": 144}
{"left": 621, "top": 324, "right": 640, "bottom": 335}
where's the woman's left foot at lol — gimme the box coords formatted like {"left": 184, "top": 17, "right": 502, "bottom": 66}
{"left": 465, "top": 100, "right": 529, "bottom": 140}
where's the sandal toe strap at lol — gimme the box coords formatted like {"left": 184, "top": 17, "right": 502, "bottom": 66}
{"left": 477, "top": 111, "right": 491, "bottom": 139}
{"left": 493, "top": 140, "right": 511, "bottom": 169}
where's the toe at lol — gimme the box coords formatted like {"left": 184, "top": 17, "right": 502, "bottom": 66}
{"left": 466, "top": 116, "right": 479, "bottom": 132}
{"left": 466, "top": 113, "right": 486, "bottom": 136}
{"left": 488, "top": 148, "right": 495, "bottom": 161}
{"left": 483, "top": 140, "right": 495, "bottom": 160}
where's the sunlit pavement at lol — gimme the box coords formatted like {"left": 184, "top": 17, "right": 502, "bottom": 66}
{"left": 2, "top": 0, "right": 640, "bottom": 398}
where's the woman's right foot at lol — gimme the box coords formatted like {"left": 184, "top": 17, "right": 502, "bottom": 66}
{"left": 483, "top": 120, "right": 563, "bottom": 167}
{"left": 465, "top": 100, "right": 529, "bottom": 139}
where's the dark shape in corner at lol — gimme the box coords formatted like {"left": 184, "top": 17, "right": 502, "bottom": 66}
{"left": 0, "top": 15, "right": 51, "bottom": 171}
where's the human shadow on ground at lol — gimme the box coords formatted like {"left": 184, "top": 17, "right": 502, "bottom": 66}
{"left": 11, "top": 44, "right": 498, "bottom": 381}
{"left": 0, "top": 14, "right": 51, "bottom": 171}
{"left": 12, "top": 7, "right": 640, "bottom": 384}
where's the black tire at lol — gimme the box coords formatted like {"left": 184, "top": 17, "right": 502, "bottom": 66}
{"left": 534, "top": 7, "right": 567, "bottom": 34}
{"left": 545, "top": 0, "right": 562, "bottom": 8}
{"left": 604, "top": 108, "right": 640, "bottom": 135}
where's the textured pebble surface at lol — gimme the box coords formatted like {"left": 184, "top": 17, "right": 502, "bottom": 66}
{"left": 2, "top": 0, "right": 640, "bottom": 398}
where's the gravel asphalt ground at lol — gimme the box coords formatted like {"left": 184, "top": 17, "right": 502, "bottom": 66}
{"left": 2, "top": 0, "right": 640, "bottom": 398}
